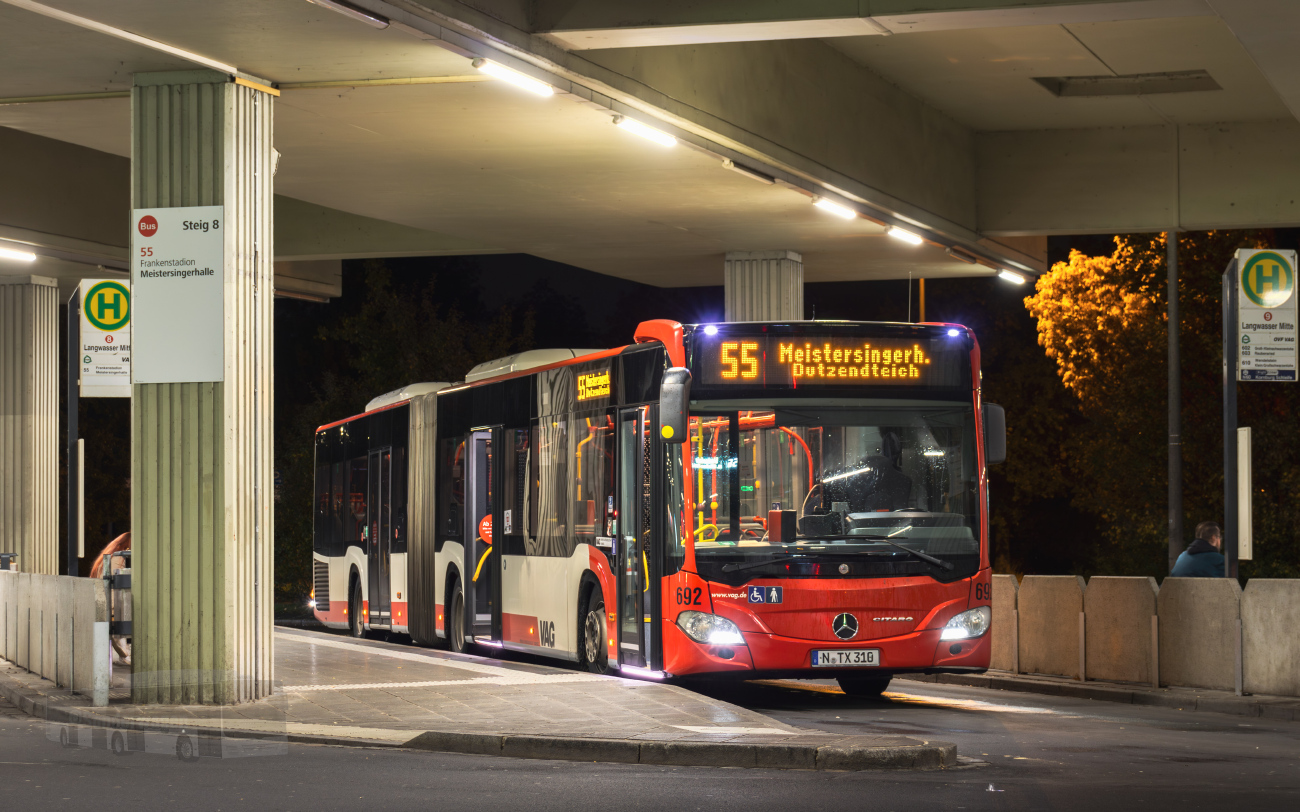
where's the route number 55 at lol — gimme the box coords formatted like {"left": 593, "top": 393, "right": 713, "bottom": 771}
{"left": 720, "top": 341, "right": 760, "bottom": 380}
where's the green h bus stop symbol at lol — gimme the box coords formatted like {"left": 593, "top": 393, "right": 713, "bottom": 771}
{"left": 1240, "top": 251, "right": 1295, "bottom": 308}
{"left": 85, "top": 281, "right": 131, "bottom": 331}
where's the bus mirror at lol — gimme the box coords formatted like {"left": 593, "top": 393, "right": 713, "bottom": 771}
{"left": 659, "top": 367, "right": 691, "bottom": 444}
{"left": 984, "top": 403, "right": 1006, "bottom": 465}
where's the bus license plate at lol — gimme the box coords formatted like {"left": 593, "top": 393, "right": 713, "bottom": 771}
{"left": 811, "top": 649, "right": 880, "bottom": 667}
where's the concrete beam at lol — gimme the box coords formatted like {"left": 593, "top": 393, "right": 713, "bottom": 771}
{"left": 531, "top": 0, "right": 1212, "bottom": 50}
{"left": 1211, "top": 0, "right": 1300, "bottom": 124}
{"left": 977, "top": 119, "right": 1300, "bottom": 233}
{"left": 273, "top": 195, "right": 498, "bottom": 261}
{"left": 0, "top": 126, "right": 489, "bottom": 297}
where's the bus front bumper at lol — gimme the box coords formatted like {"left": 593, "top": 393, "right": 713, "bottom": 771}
{"left": 664, "top": 622, "right": 991, "bottom": 679}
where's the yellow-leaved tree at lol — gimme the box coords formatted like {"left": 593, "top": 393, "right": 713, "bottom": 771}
{"left": 1025, "top": 231, "right": 1300, "bottom": 576}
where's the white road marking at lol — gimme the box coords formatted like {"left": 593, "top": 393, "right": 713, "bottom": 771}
{"left": 275, "top": 631, "right": 608, "bottom": 686}
{"left": 282, "top": 675, "right": 612, "bottom": 692}
{"left": 672, "top": 725, "right": 800, "bottom": 736}
{"left": 756, "top": 680, "right": 1059, "bottom": 714}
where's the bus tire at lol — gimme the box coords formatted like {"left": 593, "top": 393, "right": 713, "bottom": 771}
{"left": 447, "top": 579, "right": 466, "bottom": 654}
{"left": 580, "top": 586, "right": 612, "bottom": 675}
{"left": 348, "top": 576, "right": 364, "bottom": 639}
{"left": 837, "top": 675, "right": 891, "bottom": 697}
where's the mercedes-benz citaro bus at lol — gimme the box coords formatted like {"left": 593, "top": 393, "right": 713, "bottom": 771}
{"left": 311, "top": 319, "right": 1006, "bottom": 695}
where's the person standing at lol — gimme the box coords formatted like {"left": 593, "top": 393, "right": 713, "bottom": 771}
{"left": 1170, "top": 521, "right": 1225, "bottom": 577}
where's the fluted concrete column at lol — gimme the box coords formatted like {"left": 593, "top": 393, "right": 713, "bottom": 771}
{"left": 0, "top": 275, "right": 58, "bottom": 574}
{"left": 131, "top": 71, "right": 274, "bottom": 704}
{"left": 724, "top": 250, "right": 803, "bottom": 321}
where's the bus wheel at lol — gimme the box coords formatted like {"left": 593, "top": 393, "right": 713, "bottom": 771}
{"left": 580, "top": 589, "right": 612, "bottom": 675}
{"left": 348, "top": 579, "right": 364, "bottom": 639}
{"left": 837, "top": 675, "right": 891, "bottom": 697}
{"left": 447, "top": 581, "right": 466, "bottom": 654}
{"left": 175, "top": 735, "right": 199, "bottom": 762}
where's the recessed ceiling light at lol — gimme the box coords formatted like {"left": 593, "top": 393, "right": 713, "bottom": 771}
{"left": 0, "top": 246, "right": 37, "bottom": 263}
{"left": 1033, "top": 70, "right": 1219, "bottom": 97}
{"left": 888, "top": 227, "right": 923, "bottom": 245}
{"left": 813, "top": 197, "right": 856, "bottom": 219}
{"left": 472, "top": 58, "right": 555, "bottom": 97}
{"left": 614, "top": 116, "right": 676, "bottom": 147}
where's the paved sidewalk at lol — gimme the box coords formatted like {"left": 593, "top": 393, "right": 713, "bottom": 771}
{"left": 0, "top": 627, "right": 958, "bottom": 770}
{"left": 898, "top": 670, "right": 1300, "bottom": 721}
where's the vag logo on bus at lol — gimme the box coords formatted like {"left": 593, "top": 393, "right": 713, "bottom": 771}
{"left": 539, "top": 620, "right": 556, "bottom": 648}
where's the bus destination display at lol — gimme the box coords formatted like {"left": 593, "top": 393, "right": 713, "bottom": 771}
{"left": 693, "top": 331, "right": 967, "bottom": 389}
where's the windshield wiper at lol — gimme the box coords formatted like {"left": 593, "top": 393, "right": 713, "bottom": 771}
{"left": 850, "top": 525, "right": 954, "bottom": 571}
{"left": 720, "top": 556, "right": 800, "bottom": 573}
{"left": 800, "top": 524, "right": 956, "bottom": 569}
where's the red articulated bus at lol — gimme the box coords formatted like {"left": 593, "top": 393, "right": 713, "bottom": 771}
{"left": 311, "top": 319, "right": 1004, "bottom": 695}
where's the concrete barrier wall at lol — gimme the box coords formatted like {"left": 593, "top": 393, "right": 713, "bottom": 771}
{"left": 0, "top": 571, "right": 109, "bottom": 704}
{"left": 1017, "top": 575, "right": 1084, "bottom": 679}
{"left": 1242, "top": 580, "right": 1300, "bottom": 697}
{"left": 990, "top": 575, "right": 1017, "bottom": 672}
{"left": 1084, "top": 577, "right": 1157, "bottom": 685}
{"left": 1158, "top": 578, "right": 1242, "bottom": 691}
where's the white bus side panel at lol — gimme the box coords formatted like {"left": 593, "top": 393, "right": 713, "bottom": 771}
{"left": 434, "top": 540, "right": 464, "bottom": 639}
{"left": 390, "top": 551, "right": 408, "bottom": 633}
{"left": 500, "top": 546, "right": 605, "bottom": 662}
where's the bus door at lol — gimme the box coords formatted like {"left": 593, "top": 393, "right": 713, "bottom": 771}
{"left": 616, "top": 407, "right": 655, "bottom": 668}
{"left": 367, "top": 447, "right": 392, "bottom": 626}
{"left": 465, "top": 428, "right": 503, "bottom": 642}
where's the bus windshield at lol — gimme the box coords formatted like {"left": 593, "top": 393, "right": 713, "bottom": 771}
{"left": 686, "top": 403, "right": 979, "bottom": 581}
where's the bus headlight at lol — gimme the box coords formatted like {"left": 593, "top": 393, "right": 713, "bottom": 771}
{"left": 677, "top": 611, "right": 745, "bottom": 646}
{"left": 940, "top": 606, "right": 991, "bottom": 640}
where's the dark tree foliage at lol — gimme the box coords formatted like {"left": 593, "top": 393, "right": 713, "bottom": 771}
{"left": 273, "top": 256, "right": 719, "bottom": 601}
{"left": 273, "top": 259, "right": 532, "bottom": 602}
{"left": 1027, "top": 232, "right": 1300, "bottom": 579}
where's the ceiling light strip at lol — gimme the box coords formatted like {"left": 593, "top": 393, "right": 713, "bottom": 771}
{"left": 365, "top": 0, "right": 1035, "bottom": 278}
{"left": 0, "top": 0, "right": 237, "bottom": 74}
{"left": 0, "top": 245, "right": 38, "bottom": 262}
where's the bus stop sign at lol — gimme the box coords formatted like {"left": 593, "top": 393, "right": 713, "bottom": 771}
{"left": 1237, "top": 249, "right": 1297, "bottom": 382}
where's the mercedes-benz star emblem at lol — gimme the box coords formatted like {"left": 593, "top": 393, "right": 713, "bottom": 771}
{"left": 838, "top": 563, "right": 850, "bottom": 575}
{"left": 832, "top": 613, "right": 859, "bottom": 640}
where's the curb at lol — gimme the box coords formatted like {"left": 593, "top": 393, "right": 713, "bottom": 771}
{"left": 1, "top": 670, "right": 956, "bottom": 771}
{"left": 897, "top": 672, "right": 1300, "bottom": 721}
{"left": 403, "top": 730, "right": 958, "bottom": 771}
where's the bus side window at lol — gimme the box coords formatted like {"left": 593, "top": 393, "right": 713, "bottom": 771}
{"left": 331, "top": 461, "right": 345, "bottom": 556}
{"left": 501, "top": 428, "right": 529, "bottom": 544}
{"left": 314, "top": 463, "right": 330, "bottom": 556}
{"left": 533, "top": 417, "right": 571, "bottom": 556}
{"left": 529, "top": 424, "right": 540, "bottom": 548}
{"left": 347, "top": 456, "right": 368, "bottom": 549}
{"left": 391, "top": 446, "right": 407, "bottom": 553}
{"left": 574, "top": 415, "right": 613, "bottom": 546}
{"left": 440, "top": 437, "right": 465, "bottom": 538}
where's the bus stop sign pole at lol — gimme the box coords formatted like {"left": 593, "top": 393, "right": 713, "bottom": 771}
{"left": 1222, "top": 260, "right": 1239, "bottom": 580}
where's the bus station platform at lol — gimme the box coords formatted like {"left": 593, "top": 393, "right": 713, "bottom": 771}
{"left": 0, "top": 627, "right": 957, "bottom": 770}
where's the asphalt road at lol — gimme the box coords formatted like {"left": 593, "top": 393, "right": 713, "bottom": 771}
{"left": 1, "top": 677, "right": 1297, "bottom": 811}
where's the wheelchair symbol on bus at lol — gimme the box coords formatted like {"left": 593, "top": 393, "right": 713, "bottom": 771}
{"left": 748, "top": 586, "right": 782, "bottom": 604}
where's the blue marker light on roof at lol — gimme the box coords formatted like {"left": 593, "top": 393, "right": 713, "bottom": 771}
{"left": 947, "top": 328, "right": 960, "bottom": 337}
{"left": 704, "top": 325, "right": 718, "bottom": 335}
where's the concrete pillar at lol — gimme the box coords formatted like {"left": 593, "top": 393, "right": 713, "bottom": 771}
{"left": 724, "top": 250, "right": 803, "bottom": 321}
{"left": 0, "top": 275, "right": 58, "bottom": 574}
{"left": 131, "top": 71, "right": 274, "bottom": 704}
